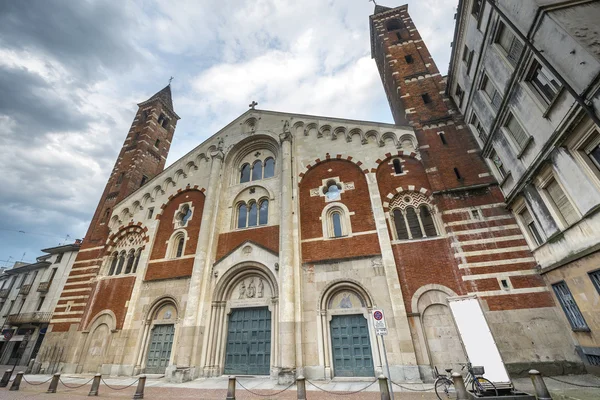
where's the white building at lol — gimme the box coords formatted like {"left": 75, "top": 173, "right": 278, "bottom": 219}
{"left": 0, "top": 242, "right": 80, "bottom": 366}
{"left": 447, "top": 0, "right": 600, "bottom": 374}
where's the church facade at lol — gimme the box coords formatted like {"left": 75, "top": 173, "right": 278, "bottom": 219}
{"left": 36, "top": 4, "right": 582, "bottom": 382}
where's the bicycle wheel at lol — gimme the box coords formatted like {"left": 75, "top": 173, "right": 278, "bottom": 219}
{"left": 472, "top": 377, "right": 498, "bottom": 397}
{"left": 435, "top": 377, "right": 457, "bottom": 400}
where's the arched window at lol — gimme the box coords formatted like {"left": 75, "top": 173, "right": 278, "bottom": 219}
{"left": 420, "top": 205, "right": 437, "bottom": 237}
{"left": 332, "top": 212, "right": 343, "bottom": 238}
{"left": 237, "top": 203, "right": 248, "bottom": 228}
{"left": 108, "top": 253, "right": 118, "bottom": 275}
{"left": 264, "top": 158, "right": 275, "bottom": 179}
{"left": 259, "top": 199, "right": 269, "bottom": 225}
{"left": 252, "top": 160, "right": 263, "bottom": 181}
{"left": 386, "top": 19, "right": 402, "bottom": 31}
{"left": 240, "top": 164, "right": 251, "bottom": 183}
{"left": 116, "top": 252, "right": 126, "bottom": 275}
{"left": 393, "top": 209, "right": 409, "bottom": 240}
{"left": 406, "top": 208, "right": 422, "bottom": 239}
{"left": 393, "top": 159, "right": 402, "bottom": 174}
{"left": 178, "top": 205, "right": 192, "bottom": 227}
{"left": 176, "top": 237, "right": 185, "bottom": 257}
{"left": 248, "top": 202, "right": 258, "bottom": 227}
{"left": 132, "top": 249, "right": 141, "bottom": 273}
{"left": 325, "top": 181, "right": 341, "bottom": 201}
{"left": 102, "top": 208, "right": 111, "bottom": 223}
{"left": 125, "top": 250, "right": 135, "bottom": 274}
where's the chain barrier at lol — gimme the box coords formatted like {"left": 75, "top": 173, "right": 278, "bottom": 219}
{"left": 59, "top": 376, "right": 95, "bottom": 389}
{"left": 21, "top": 375, "right": 54, "bottom": 386}
{"left": 101, "top": 377, "right": 140, "bottom": 391}
{"left": 546, "top": 376, "right": 600, "bottom": 388}
{"left": 306, "top": 378, "right": 377, "bottom": 395}
{"left": 391, "top": 379, "right": 435, "bottom": 392}
{"left": 236, "top": 379, "right": 296, "bottom": 397}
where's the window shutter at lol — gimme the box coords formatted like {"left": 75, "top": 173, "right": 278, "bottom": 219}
{"left": 507, "top": 38, "right": 523, "bottom": 65}
{"left": 546, "top": 179, "right": 578, "bottom": 225}
{"left": 521, "top": 208, "right": 543, "bottom": 245}
{"left": 393, "top": 209, "right": 408, "bottom": 240}
{"left": 491, "top": 90, "right": 502, "bottom": 110}
{"left": 506, "top": 114, "right": 529, "bottom": 149}
{"left": 405, "top": 208, "right": 422, "bottom": 238}
{"left": 420, "top": 206, "right": 437, "bottom": 237}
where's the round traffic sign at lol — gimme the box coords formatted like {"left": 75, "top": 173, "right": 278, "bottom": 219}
{"left": 374, "top": 310, "right": 383, "bottom": 320}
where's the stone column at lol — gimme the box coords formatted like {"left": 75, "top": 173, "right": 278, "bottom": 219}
{"left": 366, "top": 173, "right": 419, "bottom": 382}
{"left": 175, "top": 148, "right": 224, "bottom": 372}
{"left": 278, "top": 127, "right": 296, "bottom": 383}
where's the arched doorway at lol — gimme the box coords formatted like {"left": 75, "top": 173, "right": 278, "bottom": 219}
{"left": 319, "top": 282, "right": 377, "bottom": 378}
{"left": 138, "top": 299, "right": 179, "bottom": 374}
{"left": 79, "top": 312, "right": 115, "bottom": 374}
{"left": 204, "top": 263, "right": 278, "bottom": 377}
{"left": 411, "top": 285, "right": 466, "bottom": 375}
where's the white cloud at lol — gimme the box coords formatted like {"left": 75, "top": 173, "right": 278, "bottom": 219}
{"left": 0, "top": 0, "right": 458, "bottom": 264}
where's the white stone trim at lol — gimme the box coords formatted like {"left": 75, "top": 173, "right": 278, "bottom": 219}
{"left": 461, "top": 269, "right": 538, "bottom": 281}
{"left": 450, "top": 235, "right": 524, "bottom": 246}
{"left": 448, "top": 224, "right": 520, "bottom": 236}
{"left": 453, "top": 246, "right": 530, "bottom": 258}
{"left": 458, "top": 257, "right": 536, "bottom": 269}
{"left": 443, "top": 203, "right": 505, "bottom": 214}
{"left": 467, "top": 287, "right": 549, "bottom": 296}
{"left": 444, "top": 215, "right": 512, "bottom": 227}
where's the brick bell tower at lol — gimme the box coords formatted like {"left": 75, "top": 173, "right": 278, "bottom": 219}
{"left": 50, "top": 85, "right": 180, "bottom": 333}
{"left": 369, "top": 3, "right": 560, "bottom": 372}
{"left": 370, "top": 4, "right": 492, "bottom": 190}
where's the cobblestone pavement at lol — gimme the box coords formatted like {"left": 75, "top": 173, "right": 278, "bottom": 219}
{"left": 1, "top": 366, "right": 599, "bottom": 400}
{"left": 0, "top": 380, "right": 439, "bottom": 400}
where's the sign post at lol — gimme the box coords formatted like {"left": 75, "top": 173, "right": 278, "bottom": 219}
{"left": 373, "top": 309, "right": 394, "bottom": 400}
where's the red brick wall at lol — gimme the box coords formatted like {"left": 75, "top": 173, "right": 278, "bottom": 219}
{"left": 392, "top": 239, "right": 465, "bottom": 312}
{"left": 81, "top": 277, "right": 136, "bottom": 330}
{"left": 216, "top": 225, "right": 280, "bottom": 261}
{"left": 299, "top": 159, "right": 378, "bottom": 262}
{"left": 302, "top": 234, "right": 381, "bottom": 263}
{"left": 150, "top": 189, "right": 205, "bottom": 260}
{"left": 145, "top": 258, "right": 194, "bottom": 281}
{"left": 376, "top": 155, "right": 430, "bottom": 197}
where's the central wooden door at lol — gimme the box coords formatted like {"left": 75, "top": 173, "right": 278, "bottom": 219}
{"left": 224, "top": 307, "right": 271, "bottom": 375}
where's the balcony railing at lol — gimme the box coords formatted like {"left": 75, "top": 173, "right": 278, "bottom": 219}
{"left": 6, "top": 312, "right": 52, "bottom": 325}
{"left": 0, "top": 289, "right": 9, "bottom": 298}
{"left": 19, "top": 284, "right": 31, "bottom": 295}
{"left": 37, "top": 281, "right": 51, "bottom": 293}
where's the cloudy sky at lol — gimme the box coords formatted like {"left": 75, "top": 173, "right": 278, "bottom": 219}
{"left": 0, "top": 0, "right": 457, "bottom": 266}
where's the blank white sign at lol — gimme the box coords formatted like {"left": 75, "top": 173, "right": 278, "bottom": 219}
{"left": 448, "top": 297, "right": 511, "bottom": 384}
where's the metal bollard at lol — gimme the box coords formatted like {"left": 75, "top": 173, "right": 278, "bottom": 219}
{"left": 529, "top": 370, "right": 552, "bottom": 400}
{"left": 378, "top": 375, "right": 390, "bottom": 400}
{"left": 297, "top": 375, "right": 306, "bottom": 400}
{"left": 47, "top": 373, "right": 60, "bottom": 394}
{"left": 226, "top": 376, "right": 236, "bottom": 400}
{"left": 9, "top": 371, "right": 24, "bottom": 391}
{"left": 133, "top": 375, "right": 146, "bottom": 399}
{"left": 88, "top": 373, "right": 101, "bottom": 396}
{"left": 0, "top": 369, "right": 13, "bottom": 388}
{"left": 451, "top": 372, "right": 469, "bottom": 400}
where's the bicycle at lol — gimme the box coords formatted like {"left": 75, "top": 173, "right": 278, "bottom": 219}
{"left": 434, "top": 363, "right": 499, "bottom": 399}
{"left": 434, "top": 366, "right": 457, "bottom": 400}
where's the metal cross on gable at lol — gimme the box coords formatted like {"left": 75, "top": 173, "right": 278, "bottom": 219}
{"left": 368, "top": 0, "right": 378, "bottom": 5}
{"left": 249, "top": 100, "right": 258, "bottom": 109}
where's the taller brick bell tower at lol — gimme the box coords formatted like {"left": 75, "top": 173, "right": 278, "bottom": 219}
{"left": 369, "top": 4, "right": 575, "bottom": 375}
{"left": 49, "top": 85, "right": 179, "bottom": 333}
